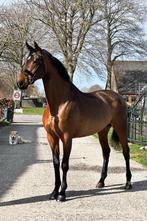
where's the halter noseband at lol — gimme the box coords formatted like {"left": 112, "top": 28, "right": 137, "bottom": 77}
{"left": 23, "top": 69, "right": 38, "bottom": 84}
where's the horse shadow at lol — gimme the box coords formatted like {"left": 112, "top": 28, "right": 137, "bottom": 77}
{"left": 66, "top": 179, "right": 147, "bottom": 201}
{"left": 0, "top": 179, "right": 147, "bottom": 206}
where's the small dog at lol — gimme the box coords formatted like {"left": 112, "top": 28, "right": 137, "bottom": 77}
{"left": 9, "top": 131, "right": 31, "bottom": 145}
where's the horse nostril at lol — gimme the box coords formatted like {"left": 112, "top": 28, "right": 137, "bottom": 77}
{"left": 17, "top": 81, "right": 24, "bottom": 88}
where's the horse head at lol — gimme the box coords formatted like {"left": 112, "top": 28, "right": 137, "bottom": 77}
{"left": 17, "top": 42, "right": 45, "bottom": 90}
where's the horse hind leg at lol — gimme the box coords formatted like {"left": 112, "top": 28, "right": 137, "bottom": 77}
{"left": 112, "top": 122, "right": 132, "bottom": 190}
{"left": 96, "top": 125, "right": 111, "bottom": 188}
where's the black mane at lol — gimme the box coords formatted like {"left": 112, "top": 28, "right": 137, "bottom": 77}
{"left": 44, "top": 50, "right": 70, "bottom": 82}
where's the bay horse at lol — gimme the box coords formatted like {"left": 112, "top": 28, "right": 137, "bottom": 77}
{"left": 17, "top": 42, "right": 132, "bottom": 202}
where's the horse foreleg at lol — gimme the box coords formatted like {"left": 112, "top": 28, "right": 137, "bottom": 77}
{"left": 47, "top": 133, "right": 61, "bottom": 200}
{"left": 57, "top": 136, "right": 72, "bottom": 202}
{"left": 96, "top": 126, "right": 111, "bottom": 188}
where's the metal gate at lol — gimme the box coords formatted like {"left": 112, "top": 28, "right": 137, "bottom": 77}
{"left": 128, "top": 91, "right": 147, "bottom": 145}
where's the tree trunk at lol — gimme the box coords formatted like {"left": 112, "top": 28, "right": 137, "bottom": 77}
{"left": 105, "top": 1, "right": 113, "bottom": 90}
{"left": 105, "top": 59, "right": 112, "bottom": 90}
{"left": 64, "top": 55, "right": 76, "bottom": 82}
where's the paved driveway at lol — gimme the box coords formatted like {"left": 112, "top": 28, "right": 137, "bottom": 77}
{"left": 0, "top": 115, "right": 147, "bottom": 221}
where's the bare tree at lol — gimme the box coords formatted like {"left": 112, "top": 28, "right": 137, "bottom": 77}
{"left": 26, "top": 0, "right": 103, "bottom": 80}
{"left": 0, "top": 2, "right": 45, "bottom": 95}
{"left": 1, "top": 0, "right": 145, "bottom": 92}
{"left": 0, "top": 10, "right": 8, "bottom": 58}
{"left": 0, "top": 3, "right": 38, "bottom": 66}
{"left": 92, "top": 0, "right": 147, "bottom": 90}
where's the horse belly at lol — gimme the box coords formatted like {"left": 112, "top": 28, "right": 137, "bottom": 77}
{"left": 74, "top": 114, "right": 112, "bottom": 138}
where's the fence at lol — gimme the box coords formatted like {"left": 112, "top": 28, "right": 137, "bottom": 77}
{"left": 128, "top": 91, "right": 147, "bottom": 145}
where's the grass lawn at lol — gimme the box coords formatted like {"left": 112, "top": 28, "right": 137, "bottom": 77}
{"left": 129, "top": 143, "right": 147, "bottom": 167}
{"left": 0, "top": 119, "right": 10, "bottom": 127}
{"left": 94, "top": 132, "right": 147, "bottom": 168}
{"left": 17, "top": 107, "right": 44, "bottom": 115}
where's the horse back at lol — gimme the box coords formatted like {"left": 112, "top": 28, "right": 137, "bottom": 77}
{"left": 94, "top": 90, "right": 128, "bottom": 123}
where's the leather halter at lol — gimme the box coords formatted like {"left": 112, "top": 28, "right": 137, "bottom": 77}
{"left": 22, "top": 55, "right": 44, "bottom": 85}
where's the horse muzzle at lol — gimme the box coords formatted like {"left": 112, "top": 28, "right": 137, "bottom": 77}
{"left": 17, "top": 72, "right": 29, "bottom": 90}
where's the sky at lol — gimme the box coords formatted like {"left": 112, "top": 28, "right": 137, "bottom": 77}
{"left": 1, "top": 0, "right": 147, "bottom": 93}
{"left": 1, "top": 0, "right": 15, "bottom": 4}
{"left": 0, "top": 0, "right": 11, "bottom": 5}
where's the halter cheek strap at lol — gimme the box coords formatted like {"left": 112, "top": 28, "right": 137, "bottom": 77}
{"left": 23, "top": 65, "right": 40, "bottom": 84}
{"left": 23, "top": 61, "right": 46, "bottom": 84}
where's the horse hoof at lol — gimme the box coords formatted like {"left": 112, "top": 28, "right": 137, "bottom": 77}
{"left": 56, "top": 194, "right": 66, "bottom": 202}
{"left": 125, "top": 182, "right": 132, "bottom": 190}
{"left": 96, "top": 182, "right": 105, "bottom": 188}
{"left": 49, "top": 191, "right": 58, "bottom": 200}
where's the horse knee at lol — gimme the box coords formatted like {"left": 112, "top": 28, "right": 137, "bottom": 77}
{"left": 53, "top": 157, "right": 60, "bottom": 168}
{"left": 62, "top": 162, "right": 69, "bottom": 172}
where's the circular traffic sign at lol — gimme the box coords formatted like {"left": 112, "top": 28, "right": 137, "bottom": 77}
{"left": 13, "top": 90, "right": 21, "bottom": 101}
{"left": 14, "top": 92, "right": 20, "bottom": 99}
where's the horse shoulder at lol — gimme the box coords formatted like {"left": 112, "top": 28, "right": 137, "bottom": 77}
{"left": 57, "top": 101, "right": 79, "bottom": 135}
{"left": 42, "top": 106, "right": 52, "bottom": 132}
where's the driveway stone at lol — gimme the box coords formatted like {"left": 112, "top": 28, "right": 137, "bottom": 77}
{"left": 0, "top": 115, "right": 147, "bottom": 221}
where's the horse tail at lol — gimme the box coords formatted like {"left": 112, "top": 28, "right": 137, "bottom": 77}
{"left": 110, "top": 129, "right": 120, "bottom": 149}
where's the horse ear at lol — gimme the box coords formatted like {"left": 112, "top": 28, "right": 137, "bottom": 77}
{"left": 34, "top": 41, "right": 42, "bottom": 52}
{"left": 26, "top": 41, "right": 34, "bottom": 52}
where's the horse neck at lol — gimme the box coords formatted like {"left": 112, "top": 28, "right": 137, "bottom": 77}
{"left": 42, "top": 71, "right": 71, "bottom": 116}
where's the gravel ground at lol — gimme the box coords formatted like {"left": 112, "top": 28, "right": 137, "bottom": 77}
{"left": 0, "top": 115, "right": 147, "bottom": 221}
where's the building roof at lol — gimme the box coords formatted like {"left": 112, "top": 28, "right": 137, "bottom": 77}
{"left": 114, "top": 61, "right": 147, "bottom": 95}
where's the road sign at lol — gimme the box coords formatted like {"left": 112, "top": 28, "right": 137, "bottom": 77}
{"left": 13, "top": 90, "right": 21, "bottom": 101}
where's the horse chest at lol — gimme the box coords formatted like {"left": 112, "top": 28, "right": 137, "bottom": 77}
{"left": 44, "top": 115, "right": 61, "bottom": 135}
